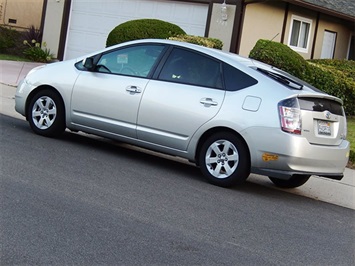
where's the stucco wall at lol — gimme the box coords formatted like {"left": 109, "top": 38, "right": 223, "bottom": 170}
{"left": 239, "top": 2, "right": 285, "bottom": 57}
{"left": 314, "top": 14, "right": 354, "bottom": 59}
{"left": 0, "top": 0, "right": 44, "bottom": 29}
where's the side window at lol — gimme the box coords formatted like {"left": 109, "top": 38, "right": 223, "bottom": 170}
{"left": 158, "top": 48, "right": 223, "bottom": 89}
{"left": 96, "top": 45, "right": 165, "bottom": 77}
{"left": 223, "top": 63, "right": 258, "bottom": 91}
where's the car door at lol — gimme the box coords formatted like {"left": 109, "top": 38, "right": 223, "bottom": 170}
{"left": 70, "top": 44, "right": 166, "bottom": 138}
{"left": 137, "top": 47, "right": 225, "bottom": 151}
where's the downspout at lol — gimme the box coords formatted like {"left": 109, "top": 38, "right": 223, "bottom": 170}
{"left": 2, "top": 0, "right": 7, "bottom": 25}
{"left": 280, "top": 2, "right": 289, "bottom": 43}
{"left": 311, "top": 12, "right": 320, "bottom": 59}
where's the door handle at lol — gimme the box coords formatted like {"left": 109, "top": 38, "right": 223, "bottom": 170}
{"left": 126, "top": 86, "right": 141, "bottom": 94}
{"left": 200, "top": 98, "right": 218, "bottom": 107}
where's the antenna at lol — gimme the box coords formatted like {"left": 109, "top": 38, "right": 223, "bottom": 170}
{"left": 270, "top": 33, "right": 280, "bottom": 42}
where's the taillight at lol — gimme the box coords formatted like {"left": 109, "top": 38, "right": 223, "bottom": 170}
{"left": 278, "top": 98, "right": 301, "bottom": 135}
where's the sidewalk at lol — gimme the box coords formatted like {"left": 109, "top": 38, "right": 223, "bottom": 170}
{"left": 0, "top": 60, "right": 44, "bottom": 87}
{"left": 1, "top": 60, "right": 354, "bottom": 210}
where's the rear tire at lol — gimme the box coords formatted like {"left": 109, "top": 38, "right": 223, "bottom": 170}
{"left": 198, "top": 132, "right": 250, "bottom": 187}
{"left": 27, "top": 89, "right": 65, "bottom": 137}
{"left": 269, "top": 175, "right": 311, "bottom": 188}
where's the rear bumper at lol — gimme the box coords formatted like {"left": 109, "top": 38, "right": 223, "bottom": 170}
{"left": 244, "top": 127, "right": 350, "bottom": 180}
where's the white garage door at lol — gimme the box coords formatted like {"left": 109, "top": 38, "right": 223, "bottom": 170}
{"left": 64, "top": 0, "right": 209, "bottom": 60}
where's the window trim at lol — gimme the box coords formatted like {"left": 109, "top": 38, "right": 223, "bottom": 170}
{"left": 288, "top": 15, "right": 312, "bottom": 53}
{"left": 78, "top": 43, "right": 168, "bottom": 79}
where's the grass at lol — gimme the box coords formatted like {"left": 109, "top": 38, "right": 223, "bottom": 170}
{"left": 0, "top": 53, "right": 30, "bottom": 61}
{"left": 347, "top": 116, "right": 355, "bottom": 168}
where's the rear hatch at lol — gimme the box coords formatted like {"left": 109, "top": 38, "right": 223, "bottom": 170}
{"left": 250, "top": 63, "right": 347, "bottom": 146}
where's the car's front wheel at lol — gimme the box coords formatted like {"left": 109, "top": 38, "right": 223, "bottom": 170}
{"left": 199, "top": 132, "right": 250, "bottom": 187}
{"left": 268, "top": 175, "right": 311, "bottom": 188}
{"left": 27, "top": 89, "right": 65, "bottom": 137}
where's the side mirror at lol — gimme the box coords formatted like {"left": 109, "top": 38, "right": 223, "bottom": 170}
{"left": 83, "top": 57, "right": 94, "bottom": 70}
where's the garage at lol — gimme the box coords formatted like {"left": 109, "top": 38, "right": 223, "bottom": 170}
{"left": 64, "top": 0, "right": 209, "bottom": 60}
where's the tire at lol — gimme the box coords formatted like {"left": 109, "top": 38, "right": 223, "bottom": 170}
{"left": 27, "top": 89, "right": 66, "bottom": 137}
{"left": 198, "top": 132, "right": 250, "bottom": 187}
{"left": 268, "top": 175, "right": 311, "bottom": 188}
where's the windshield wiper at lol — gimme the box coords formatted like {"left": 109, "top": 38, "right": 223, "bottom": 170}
{"left": 257, "top": 68, "right": 303, "bottom": 90}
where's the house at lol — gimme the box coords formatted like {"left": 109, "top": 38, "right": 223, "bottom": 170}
{"left": 4, "top": 0, "right": 355, "bottom": 60}
{"left": 238, "top": 0, "right": 355, "bottom": 60}
{"left": 0, "top": 0, "right": 44, "bottom": 30}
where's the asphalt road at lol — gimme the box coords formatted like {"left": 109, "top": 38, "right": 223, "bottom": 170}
{"left": 1, "top": 114, "right": 354, "bottom": 265}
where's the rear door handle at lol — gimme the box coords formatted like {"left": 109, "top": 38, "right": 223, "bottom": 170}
{"left": 126, "top": 86, "right": 141, "bottom": 94}
{"left": 200, "top": 98, "right": 218, "bottom": 107}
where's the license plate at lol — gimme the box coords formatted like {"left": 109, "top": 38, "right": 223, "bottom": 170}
{"left": 318, "top": 120, "right": 331, "bottom": 136}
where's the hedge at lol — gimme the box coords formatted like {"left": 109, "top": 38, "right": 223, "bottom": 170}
{"left": 0, "top": 26, "right": 22, "bottom": 54}
{"left": 169, "top": 35, "right": 223, "bottom": 50}
{"left": 249, "top": 39, "right": 355, "bottom": 116}
{"left": 106, "top": 19, "right": 186, "bottom": 47}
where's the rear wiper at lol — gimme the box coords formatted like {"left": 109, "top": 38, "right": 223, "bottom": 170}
{"left": 257, "top": 68, "right": 303, "bottom": 90}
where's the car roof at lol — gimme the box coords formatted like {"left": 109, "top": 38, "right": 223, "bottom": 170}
{"left": 79, "top": 38, "right": 253, "bottom": 66}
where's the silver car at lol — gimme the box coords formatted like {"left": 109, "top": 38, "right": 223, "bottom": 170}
{"left": 15, "top": 39, "right": 350, "bottom": 188}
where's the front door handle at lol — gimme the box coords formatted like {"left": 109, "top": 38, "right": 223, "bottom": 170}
{"left": 126, "top": 86, "right": 141, "bottom": 94}
{"left": 200, "top": 98, "right": 218, "bottom": 107}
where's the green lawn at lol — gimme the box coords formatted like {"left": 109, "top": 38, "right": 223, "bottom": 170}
{"left": 0, "top": 53, "right": 30, "bottom": 61}
{"left": 347, "top": 116, "right": 355, "bottom": 168}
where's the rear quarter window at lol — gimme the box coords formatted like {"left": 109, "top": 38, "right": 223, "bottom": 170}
{"left": 223, "top": 63, "right": 258, "bottom": 91}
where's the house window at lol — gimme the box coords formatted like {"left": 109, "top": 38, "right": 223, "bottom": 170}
{"left": 288, "top": 15, "right": 312, "bottom": 53}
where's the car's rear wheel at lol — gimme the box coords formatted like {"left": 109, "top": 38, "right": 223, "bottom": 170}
{"left": 268, "top": 175, "right": 311, "bottom": 188}
{"left": 199, "top": 132, "right": 250, "bottom": 187}
{"left": 28, "top": 89, "right": 65, "bottom": 137}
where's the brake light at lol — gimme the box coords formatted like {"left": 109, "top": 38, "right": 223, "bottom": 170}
{"left": 278, "top": 98, "right": 301, "bottom": 135}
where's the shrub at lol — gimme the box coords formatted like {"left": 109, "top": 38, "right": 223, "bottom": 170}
{"left": 309, "top": 59, "right": 355, "bottom": 80}
{"left": 106, "top": 19, "right": 186, "bottom": 47}
{"left": 249, "top": 39, "right": 355, "bottom": 116}
{"left": 23, "top": 25, "right": 42, "bottom": 44}
{"left": 23, "top": 40, "right": 54, "bottom": 62}
{"left": 0, "top": 26, "right": 22, "bottom": 54}
{"left": 306, "top": 62, "right": 355, "bottom": 116}
{"left": 21, "top": 26, "right": 53, "bottom": 62}
{"left": 169, "top": 35, "right": 223, "bottom": 50}
{"left": 249, "top": 39, "right": 309, "bottom": 79}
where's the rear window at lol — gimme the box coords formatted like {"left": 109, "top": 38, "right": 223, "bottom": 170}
{"left": 298, "top": 97, "right": 343, "bottom": 116}
{"left": 254, "top": 67, "right": 323, "bottom": 92}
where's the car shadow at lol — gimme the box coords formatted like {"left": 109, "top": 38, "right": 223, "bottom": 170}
{"left": 59, "top": 131, "right": 307, "bottom": 204}
{"left": 2, "top": 114, "right": 325, "bottom": 205}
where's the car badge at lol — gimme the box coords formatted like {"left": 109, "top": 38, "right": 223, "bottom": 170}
{"left": 325, "top": 111, "right": 331, "bottom": 119}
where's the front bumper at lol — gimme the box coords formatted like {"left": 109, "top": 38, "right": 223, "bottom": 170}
{"left": 15, "top": 79, "right": 32, "bottom": 117}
